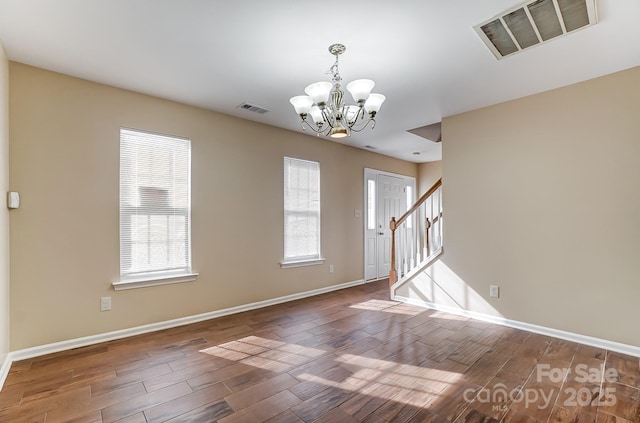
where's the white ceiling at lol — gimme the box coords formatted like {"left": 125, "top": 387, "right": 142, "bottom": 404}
{"left": 1, "top": 0, "right": 639, "bottom": 163}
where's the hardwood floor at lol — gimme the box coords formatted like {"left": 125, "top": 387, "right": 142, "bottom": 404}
{"left": 1, "top": 280, "right": 639, "bottom": 422}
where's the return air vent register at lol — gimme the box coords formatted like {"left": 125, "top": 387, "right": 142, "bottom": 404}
{"left": 475, "top": 0, "right": 597, "bottom": 59}
{"left": 237, "top": 102, "right": 270, "bottom": 114}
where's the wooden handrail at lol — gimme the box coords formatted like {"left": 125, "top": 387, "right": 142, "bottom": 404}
{"left": 390, "top": 178, "right": 442, "bottom": 230}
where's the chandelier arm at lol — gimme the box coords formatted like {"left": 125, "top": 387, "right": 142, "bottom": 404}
{"left": 299, "top": 118, "right": 327, "bottom": 135}
{"left": 345, "top": 106, "right": 365, "bottom": 129}
{"left": 321, "top": 107, "right": 336, "bottom": 129}
{"left": 348, "top": 117, "right": 377, "bottom": 133}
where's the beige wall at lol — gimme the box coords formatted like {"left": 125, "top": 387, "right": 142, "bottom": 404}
{"left": 0, "top": 43, "right": 9, "bottom": 363}
{"left": 400, "top": 66, "right": 640, "bottom": 347}
{"left": 417, "top": 160, "right": 442, "bottom": 196}
{"left": 9, "top": 63, "right": 416, "bottom": 350}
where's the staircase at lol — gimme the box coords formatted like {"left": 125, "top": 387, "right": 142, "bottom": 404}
{"left": 389, "top": 178, "right": 443, "bottom": 299}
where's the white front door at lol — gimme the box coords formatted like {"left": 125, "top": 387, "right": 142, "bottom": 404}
{"left": 376, "top": 174, "right": 405, "bottom": 279}
{"left": 364, "top": 169, "right": 413, "bottom": 281}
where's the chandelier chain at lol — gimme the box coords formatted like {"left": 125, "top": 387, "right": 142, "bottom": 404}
{"left": 328, "top": 54, "right": 341, "bottom": 84}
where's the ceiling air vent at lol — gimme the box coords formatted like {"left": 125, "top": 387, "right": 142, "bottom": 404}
{"left": 237, "top": 103, "right": 270, "bottom": 114}
{"left": 474, "top": 0, "right": 597, "bottom": 59}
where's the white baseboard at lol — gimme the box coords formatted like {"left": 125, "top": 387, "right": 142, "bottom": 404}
{"left": 394, "top": 295, "right": 640, "bottom": 358}
{"left": 0, "top": 353, "right": 11, "bottom": 391}
{"left": 0, "top": 278, "right": 365, "bottom": 389}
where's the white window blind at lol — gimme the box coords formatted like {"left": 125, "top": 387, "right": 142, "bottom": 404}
{"left": 283, "top": 157, "right": 321, "bottom": 263}
{"left": 120, "top": 128, "right": 192, "bottom": 280}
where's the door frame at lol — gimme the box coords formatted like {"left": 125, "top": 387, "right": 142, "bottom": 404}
{"left": 363, "top": 168, "right": 416, "bottom": 282}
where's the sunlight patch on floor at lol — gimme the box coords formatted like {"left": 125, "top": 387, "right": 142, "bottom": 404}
{"left": 200, "top": 336, "right": 327, "bottom": 373}
{"left": 349, "top": 299, "right": 424, "bottom": 316}
{"left": 199, "top": 335, "right": 465, "bottom": 409}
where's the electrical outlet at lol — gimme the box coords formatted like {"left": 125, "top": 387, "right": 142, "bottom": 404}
{"left": 329, "top": 264, "right": 334, "bottom": 273}
{"left": 100, "top": 296, "right": 112, "bottom": 311}
{"left": 489, "top": 285, "right": 500, "bottom": 298}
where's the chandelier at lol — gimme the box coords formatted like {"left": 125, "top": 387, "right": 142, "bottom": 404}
{"left": 289, "top": 44, "right": 386, "bottom": 139}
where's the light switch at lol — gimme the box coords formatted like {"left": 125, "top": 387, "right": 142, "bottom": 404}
{"left": 490, "top": 285, "right": 500, "bottom": 298}
{"left": 7, "top": 192, "right": 19, "bottom": 209}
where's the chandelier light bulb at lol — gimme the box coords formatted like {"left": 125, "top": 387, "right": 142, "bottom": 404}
{"left": 289, "top": 96, "right": 313, "bottom": 115}
{"left": 346, "top": 79, "right": 375, "bottom": 104}
{"left": 364, "top": 93, "right": 386, "bottom": 114}
{"left": 330, "top": 121, "right": 349, "bottom": 138}
{"left": 304, "top": 82, "right": 333, "bottom": 106}
{"left": 309, "top": 106, "right": 324, "bottom": 124}
{"left": 344, "top": 105, "right": 360, "bottom": 124}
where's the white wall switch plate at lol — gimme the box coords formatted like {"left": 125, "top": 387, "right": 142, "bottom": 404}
{"left": 100, "top": 296, "right": 112, "bottom": 311}
{"left": 7, "top": 192, "right": 19, "bottom": 209}
{"left": 490, "top": 285, "right": 500, "bottom": 298}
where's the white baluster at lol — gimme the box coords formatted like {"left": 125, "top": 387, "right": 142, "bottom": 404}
{"left": 437, "top": 187, "right": 442, "bottom": 249}
{"left": 397, "top": 223, "right": 403, "bottom": 277}
{"left": 403, "top": 222, "right": 408, "bottom": 275}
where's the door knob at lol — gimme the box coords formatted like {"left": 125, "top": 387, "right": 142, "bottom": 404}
{"left": 378, "top": 232, "right": 384, "bottom": 235}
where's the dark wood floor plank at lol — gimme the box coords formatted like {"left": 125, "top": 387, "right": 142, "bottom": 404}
{"left": 290, "top": 386, "right": 354, "bottom": 422}
{"left": 605, "top": 351, "right": 640, "bottom": 389}
{"left": 21, "top": 365, "right": 115, "bottom": 404}
{"left": 186, "top": 361, "right": 255, "bottom": 391}
{"left": 28, "top": 345, "right": 109, "bottom": 371}
{"left": 339, "top": 388, "right": 392, "bottom": 421}
{"left": 0, "top": 383, "right": 24, "bottom": 410}
{"left": 263, "top": 410, "right": 305, "bottom": 423}
{"left": 101, "top": 381, "right": 192, "bottom": 422}
{"left": 289, "top": 365, "right": 354, "bottom": 401}
{"left": 4, "top": 365, "right": 74, "bottom": 387}
{"left": 0, "top": 385, "right": 92, "bottom": 422}
{"left": 223, "top": 366, "right": 279, "bottom": 392}
{"left": 163, "top": 399, "right": 234, "bottom": 422}
{"left": 115, "top": 413, "right": 147, "bottom": 423}
{"left": 218, "top": 390, "right": 301, "bottom": 423}
{"left": 0, "top": 411, "right": 47, "bottom": 423}
{"left": 60, "top": 409, "right": 103, "bottom": 423}
{"left": 143, "top": 382, "right": 230, "bottom": 422}
{"left": 547, "top": 405, "right": 597, "bottom": 422}
{"left": 225, "top": 372, "right": 298, "bottom": 411}
{"left": 143, "top": 355, "right": 227, "bottom": 392}
{"left": 310, "top": 407, "right": 358, "bottom": 422}
{"left": 45, "top": 382, "right": 147, "bottom": 422}
{"left": 598, "top": 381, "right": 640, "bottom": 421}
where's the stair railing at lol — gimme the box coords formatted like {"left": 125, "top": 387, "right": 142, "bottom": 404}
{"left": 389, "top": 178, "right": 442, "bottom": 286}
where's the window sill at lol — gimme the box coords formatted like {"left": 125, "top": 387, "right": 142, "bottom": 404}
{"left": 280, "top": 258, "right": 325, "bottom": 269}
{"left": 113, "top": 272, "right": 199, "bottom": 291}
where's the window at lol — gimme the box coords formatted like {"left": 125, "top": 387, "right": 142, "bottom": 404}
{"left": 116, "top": 128, "right": 196, "bottom": 289}
{"left": 281, "top": 157, "right": 323, "bottom": 267}
{"left": 367, "top": 179, "right": 376, "bottom": 230}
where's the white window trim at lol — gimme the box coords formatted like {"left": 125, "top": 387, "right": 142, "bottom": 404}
{"left": 279, "top": 258, "right": 326, "bottom": 269}
{"left": 113, "top": 272, "right": 199, "bottom": 291}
